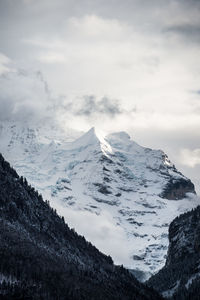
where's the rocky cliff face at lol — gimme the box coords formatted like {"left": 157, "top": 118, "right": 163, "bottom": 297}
{"left": 147, "top": 205, "right": 200, "bottom": 299}
{"left": 0, "top": 153, "right": 163, "bottom": 300}
{"left": 161, "top": 177, "right": 195, "bottom": 200}
{"left": 166, "top": 206, "right": 200, "bottom": 266}
{"left": 0, "top": 121, "right": 198, "bottom": 278}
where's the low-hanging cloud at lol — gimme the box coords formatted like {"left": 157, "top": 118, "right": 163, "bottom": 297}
{"left": 0, "top": 64, "right": 127, "bottom": 126}
{"left": 73, "top": 95, "right": 123, "bottom": 117}
{"left": 52, "top": 200, "right": 133, "bottom": 266}
{"left": 180, "top": 148, "right": 200, "bottom": 168}
{"left": 1, "top": 0, "right": 200, "bottom": 195}
{"left": 0, "top": 67, "right": 53, "bottom": 123}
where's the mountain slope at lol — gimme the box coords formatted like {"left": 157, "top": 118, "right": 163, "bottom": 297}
{"left": 0, "top": 121, "right": 198, "bottom": 278}
{"left": 147, "top": 205, "right": 200, "bottom": 299}
{"left": 0, "top": 153, "right": 163, "bottom": 300}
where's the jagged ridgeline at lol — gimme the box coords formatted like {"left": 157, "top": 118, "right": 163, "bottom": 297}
{"left": 147, "top": 205, "right": 200, "bottom": 299}
{"left": 0, "top": 153, "right": 163, "bottom": 300}
{"left": 0, "top": 123, "right": 198, "bottom": 276}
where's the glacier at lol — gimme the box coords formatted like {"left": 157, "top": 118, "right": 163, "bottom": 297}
{"left": 0, "top": 121, "right": 199, "bottom": 279}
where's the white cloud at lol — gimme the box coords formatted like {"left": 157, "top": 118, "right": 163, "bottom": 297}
{"left": 23, "top": 14, "right": 200, "bottom": 122}
{"left": 1, "top": 1, "right": 200, "bottom": 192}
{"left": 0, "top": 53, "right": 12, "bottom": 75}
{"left": 0, "top": 68, "right": 52, "bottom": 123}
{"left": 38, "top": 52, "right": 67, "bottom": 64}
{"left": 180, "top": 149, "right": 200, "bottom": 168}
{"left": 52, "top": 201, "right": 132, "bottom": 266}
{"left": 66, "top": 14, "right": 131, "bottom": 41}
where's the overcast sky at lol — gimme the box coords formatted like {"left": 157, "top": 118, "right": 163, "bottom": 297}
{"left": 0, "top": 0, "right": 200, "bottom": 192}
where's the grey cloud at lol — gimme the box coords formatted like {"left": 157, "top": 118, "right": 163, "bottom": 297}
{"left": 165, "top": 24, "right": 200, "bottom": 43}
{"left": 0, "top": 96, "right": 42, "bottom": 122}
{"left": 74, "top": 95, "right": 123, "bottom": 117}
{"left": 17, "top": 69, "right": 51, "bottom": 96}
{"left": 0, "top": 97, "right": 15, "bottom": 121}
{"left": 161, "top": 0, "right": 200, "bottom": 43}
{"left": 0, "top": 67, "right": 128, "bottom": 124}
{"left": 0, "top": 0, "right": 188, "bottom": 61}
{"left": 36, "top": 70, "right": 51, "bottom": 96}
{"left": 1, "top": 0, "right": 200, "bottom": 195}
{"left": 0, "top": 69, "right": 52, "bottom": 123}
{"left": 191, "top": 90, "right": 200, "bottom": 95}
{"left": 50, "top": 94, "right": 137, "bottom": 121}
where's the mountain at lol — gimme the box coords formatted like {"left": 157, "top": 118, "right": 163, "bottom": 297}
{"left": 147, "top": 205, "right": 200, "bottom": 299}
{"left": 0, "top": 121, "right": 199, "bottom": 279}
{"left": 0, "top": 152, "right": 163, "bottom": 300}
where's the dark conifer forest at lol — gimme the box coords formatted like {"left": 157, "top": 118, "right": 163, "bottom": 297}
{"left": 0, "top": 153, "right": 163, "bottom": 300}
{"left": 147, "top": 205, "right": 200, "bottom": 299}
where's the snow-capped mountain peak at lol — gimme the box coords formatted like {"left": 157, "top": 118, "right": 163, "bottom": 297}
{"left": 0, "top": 121, "right": 198, "bottom": 279}
{"left": 71, "top": 127, "right": 113, "bottom": 155}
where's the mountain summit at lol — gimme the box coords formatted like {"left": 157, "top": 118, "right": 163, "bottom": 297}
{"left": 0, "top": 122, "right": 198, "bottom": 278}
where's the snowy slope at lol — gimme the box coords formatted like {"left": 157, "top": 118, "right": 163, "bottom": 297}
{"left": 0, "top": 121, "right": 199, "bottom": 278}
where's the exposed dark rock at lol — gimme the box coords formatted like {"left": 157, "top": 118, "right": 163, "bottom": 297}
{"left": 160, "top": 177, "right": 196, "bottom": 200}
{"left": 119, "top": 187, "right": 135, "bottom": 192}
{"left": 133, "top": 255, "right": 145, "bottom": 261}
{"left": 99, "top": 155, "right": 113, "bottom": 164}
{"left": 104, "top": 176, "right": 111, "bottom": 182}
{"left": 103, "top": 166, "right": 110, "bottom": 172}
{"left": 115, "top": 192, "right": 122, "bottom": 197}
{"left": 142, "top": 203, "right": 160, "bottom": 209}
{"left": 93, "top": 183, "right": 112, "bottom": 195}
{"left": 129, "top": 269, "right": 152, "bottom": 283}
{"left": 115, "top": 169, "right": 122, "bottom": 174}
{"left": 147, "top": 205, "right": 200, "bottom": 299}
{"left": 119, "top": 209, "right": 157, "bottom": 217}
{"left": 126, "top": 218, "right": 143, "bottom": 226}
{"left": 93, "top": 197, "right": 119, "bottom": 206}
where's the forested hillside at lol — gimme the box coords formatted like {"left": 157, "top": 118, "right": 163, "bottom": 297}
{"left": 0, "top": 153, "right": 162, "bottom": 300}
{"left": 147, "top": 206, "right": 200, "bottom": 299}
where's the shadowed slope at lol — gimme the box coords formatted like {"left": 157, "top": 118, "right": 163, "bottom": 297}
{"left": 0, "top": 153, "right": 162, "bottom": 300}
{"left": 147, "top": 206, "right": 200, "bottom": 299}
